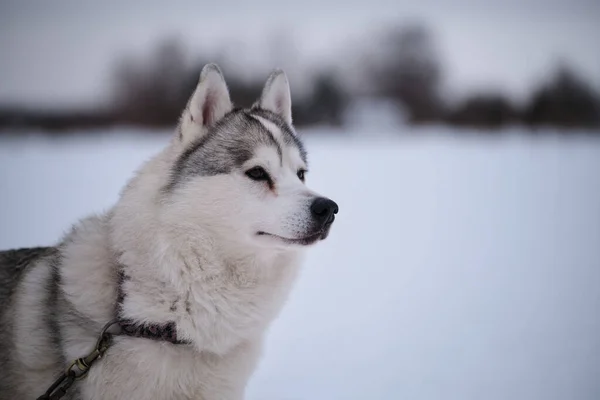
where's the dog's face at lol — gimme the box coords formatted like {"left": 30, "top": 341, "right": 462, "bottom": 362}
{"left": 162, "top": 65, "right": 338, "bottom": 250}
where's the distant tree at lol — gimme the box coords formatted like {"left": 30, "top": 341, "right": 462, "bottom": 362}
{"left": 523, "top": 65, "right": 600, "bottom": 129}
{"left": 294, "top": 72, "right": 348, "bottom": 127}
{"left": 110, "top": 38, "right": 346, "bottom": 128}
{"left": 446, "top": 93, "right": 517, "bottom": 129}
{"left": 368, "top": 24, "right": 443, "bottom": 124}
{"left": 112, "top": 38, "right": 192, "bottom": 126}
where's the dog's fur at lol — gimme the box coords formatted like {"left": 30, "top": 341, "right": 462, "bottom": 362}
{"left": 0, "top": 64, "right": 338, "bottom": 400}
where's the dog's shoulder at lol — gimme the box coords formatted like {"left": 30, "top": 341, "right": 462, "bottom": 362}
{"left": 0, "top": 246, "right": 56, "bottom": 269}
{"left": 0, "top": 246, "right": 58, "bottom": 297}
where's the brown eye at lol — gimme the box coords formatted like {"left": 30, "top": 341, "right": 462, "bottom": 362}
{"left": 297, "top": 169, "right": 306, "bottom": 182}
{"left": 246, "top": 166, "right": 270, "bottom": 182}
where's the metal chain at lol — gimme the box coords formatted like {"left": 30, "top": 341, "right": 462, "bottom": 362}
{"left": 37, "top": 319, "right": 120, "bottom": 400}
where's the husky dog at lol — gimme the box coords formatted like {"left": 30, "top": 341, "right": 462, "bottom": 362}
{"left": 0, "top": 64, "right": 338, "bottom": 400}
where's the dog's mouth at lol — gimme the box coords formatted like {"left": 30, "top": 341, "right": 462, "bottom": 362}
{"left": 257, "top": 224, "right": 332, "bottom": 246}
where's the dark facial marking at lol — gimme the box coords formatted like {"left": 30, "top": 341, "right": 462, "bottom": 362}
{"left": 165, "top": 110, "right": 243, "bottom": 192}
{"left": 165, "top": 107, "right": 303, "bottom": 192}
{"left": 248, "top": 107, "right": 307, "bottom": 164}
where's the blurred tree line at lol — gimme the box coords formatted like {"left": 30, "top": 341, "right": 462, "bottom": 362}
{"left": 1, "top": 25, "right": 599, "bottom": 133}
{"left": 368, "top": 25, "right": 600, "bottom": 130}
{"left": 111, "top": 38, "right": 348, "bottom": 129}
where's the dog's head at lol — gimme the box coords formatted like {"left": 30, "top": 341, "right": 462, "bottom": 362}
{"left": 160, "top": 64, "right": 338, "bottom": 250}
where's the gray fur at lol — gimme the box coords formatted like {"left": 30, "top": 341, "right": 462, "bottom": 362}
{"left": 0, "top": 247, "right": 65, "bottom": 399}
{"left": 166, "top": 108, "right": 306, "bottom": 192}
{"left": 0, "top": 247, "right": 54, "bottom": 299}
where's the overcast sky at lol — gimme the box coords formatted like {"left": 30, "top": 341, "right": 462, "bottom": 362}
{"left": 1, "top": 0, "right": 599, "bottom": 108}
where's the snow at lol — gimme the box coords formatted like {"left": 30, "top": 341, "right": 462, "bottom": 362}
{"left": 1, "top": 128, "right": 599, "bottom": 399}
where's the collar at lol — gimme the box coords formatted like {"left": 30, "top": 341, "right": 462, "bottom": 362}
{"left": 118, "top": 319, "right": 190, "bottom": 345}
{"left": 116, "top": 270, "right": 191, "bottom": 345}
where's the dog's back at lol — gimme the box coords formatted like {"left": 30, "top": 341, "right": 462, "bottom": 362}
{"left": 0, "top": 247, "right": 54, "bottom": 301}
{"left": 0, "top": 247, "right": 62, "bottom": 398}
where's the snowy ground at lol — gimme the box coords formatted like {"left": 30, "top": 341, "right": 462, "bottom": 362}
{"left": 1, "top": 128, "right": 599, "bottom": 400}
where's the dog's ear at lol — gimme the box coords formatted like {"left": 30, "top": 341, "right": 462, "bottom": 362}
{"left": 179, "top": 64, "right": 232, "bottom": 145}
{"left": 256, "top": 69, "right": 292, "bottom": 125}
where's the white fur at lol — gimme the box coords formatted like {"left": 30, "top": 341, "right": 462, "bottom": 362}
{"left": 257, "top": 69, "right": 293, "bottom": 125}
{"left": 13, "top": 263, "right": 60, "bottom": 395}
{"left": 54, "top": 66, "right": 327, "bottom": 399}
{"left": 180, "top": 63, "right": 233, "bottom": 146}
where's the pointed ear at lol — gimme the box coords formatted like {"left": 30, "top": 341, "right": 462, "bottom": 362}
{"left": 256, "top": 69, "right": 292, "bottom": 125}
{"left": 179, "top": 64, "right": 232, "bottom": 144}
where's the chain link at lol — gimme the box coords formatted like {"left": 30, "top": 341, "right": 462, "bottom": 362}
{"left": 36, "top": 319, "right": 120, "bottom": 400}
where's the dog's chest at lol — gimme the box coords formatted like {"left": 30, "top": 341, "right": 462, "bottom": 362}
{"left": 82, "top": 337, "right": 260, "bottom": 400}
{"left": 179, "top": 257, "right": 300, "bottom": 353}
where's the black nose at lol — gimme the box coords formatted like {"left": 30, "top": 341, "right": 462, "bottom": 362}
{"left": 310, "top": 198, "right": 339, "bottom": 224}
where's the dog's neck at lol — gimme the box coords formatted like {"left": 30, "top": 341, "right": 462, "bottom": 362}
{"left": 110, "top": 214, "right": 303, "bottom": 354}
